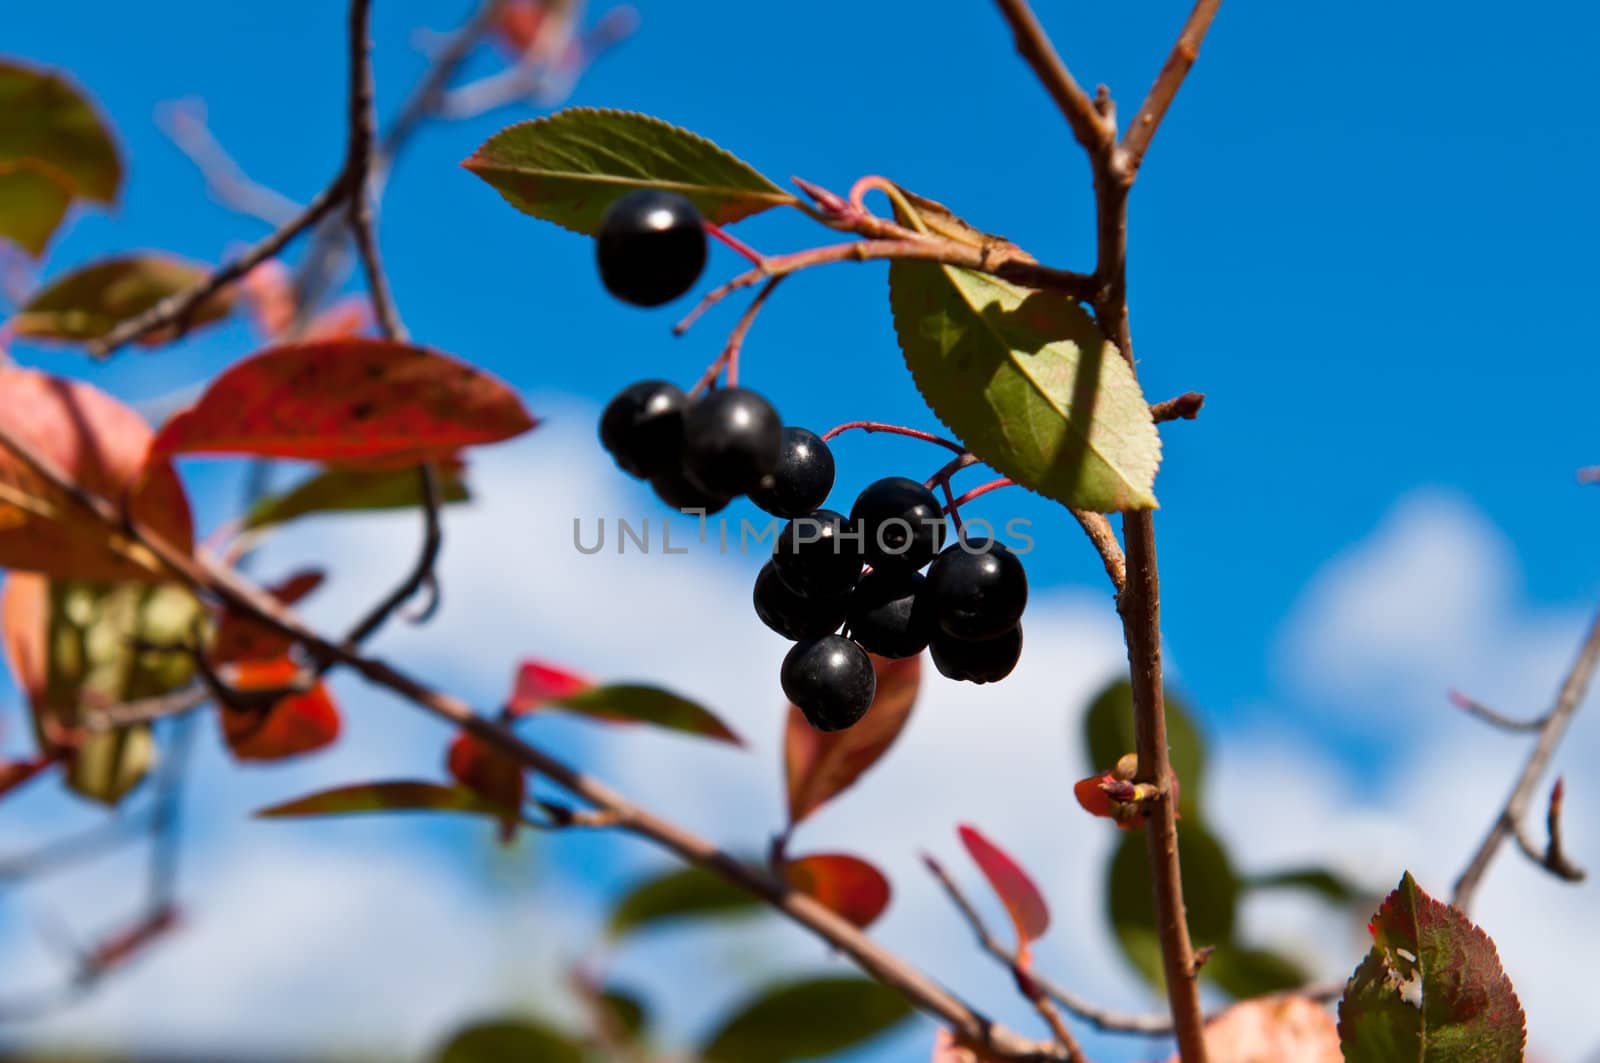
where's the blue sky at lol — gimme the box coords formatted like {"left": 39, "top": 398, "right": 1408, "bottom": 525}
{"left": 3, "top": 1, "right": 1600, "bottom": 1061}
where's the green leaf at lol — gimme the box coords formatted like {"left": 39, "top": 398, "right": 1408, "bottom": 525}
{"left": 701, "top": 977, "right": 914, "bottom": 1063}
{"left": 1107, "top": 819, "right": 1238, "bottom": 988}
{"left": 463, "top": 107, "right": 794, "bottom": 235}
{"left": 0, "top": 162, "right": 72, "bottom": 257}
{"left": 596, "top": 987, "right": 650, "bottom": 1043}
{"left": 1083, "top": 678, "right": 1205, "bottom": 818}
{"left": 547, "top": 683, "right": 742, "bottom": 745}
{"left": 888, "top": 261, "right": 1160, "bottom": 512}
{"left": 1244, "top": 866, "right": 1361, "bottom": 904}
{"left": 255, "top": 780, "right": 518, "bottom": 822}
{"left": 1205, "top": 945, "right": 1309, "bottom": 1000}
{"left": 608, "top": 864, "right": 763, "bottom": 939}
{"left": 1339, "top": 872, "right": 1526, "bottom": 1062}
{"left": 13, "top": 254, "right": 231, "bottom": 344}
{"left": 0, "top": 61, "right": 121, "bottom": 205}
{"left": 431, "top": 1018, "right": 584, "bottom": 1063}
{"left": 243, "top": 462, "right": 471, "bottom": 530}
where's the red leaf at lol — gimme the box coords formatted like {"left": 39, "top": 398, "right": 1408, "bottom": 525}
{"left": 785, "top": 654, "right": 919, "bottom": 826}
{"left": 211, "top": 568, "right": 324, "bottom": 664}
{"left": 958, "top": 824, "right": 1050, "bottom": 958}
{"left": 221, "top": 659, "right": 341, "bottom": 761}
{"left": 447, "top": 732, "right": 525, "bottom": 843}
{"left": 506, "top": 658, "right": 594, "bottom": 716}
{"left": 0, "top": 754, "right": 57, "bottom": 800}
{"left": 1073, "top": 774, "right": 1120, "bottom": 822}
{"left": 1, "top": 572, "right": 49, "bottom": 712}
{"left": 783, "top": 853, "right": 891, "bottom": 930}
{"left": 302, "top": 296, "right": 372, "bottom": 342}
{"left": 1072, "top": 762, "right": 1180, "bottom": 830}
{"left": 1167, "top": 995, "right": 1340, "bottom": 1063}
{"left": 494, "top": 0, "right": 547, "bottom": 55}
{"left": 149, "top": 338, "right": 538, "bottom": 465}
{"left": 0, "top": 368, "right": 193, "bottom": 582}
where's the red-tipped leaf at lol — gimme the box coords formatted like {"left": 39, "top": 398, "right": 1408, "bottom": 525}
{"left": 783, "top": 853, "right": 891, "bottom": 930}
{"left": 958, "top": 824, "right": 1050, "bottom": 958}
{"left": 785, "top": 654, "right": 919, "bottom": 826}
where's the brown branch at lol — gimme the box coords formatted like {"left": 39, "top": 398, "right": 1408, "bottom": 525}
{"left": 1069, "top": 509, "right": 1126, "bottom": 595}
{"left": 1447, "top": 688, "right": 1546, "bottom": 734}
{"left": 0, "top": 357, "right": 1064, "bottom": 1063}
{"left": 1454, "top": 605, "right": 1600, "bottom": 912}
{"left": 1120, "top": 0, "right": 1225, "bottom": 172}
{"left": 988, "top": 1, "right": 1218, "bottom": 1056}
{"left": 345, "top": 0, "right": 409, "bottom": 345}
{"left": 83, "top": 686, "right": 210, "bottom": 733}
{"left": 1150, "top": 391, "right": 1206, "bottom": 424}
{"left": 156, "top": 99, "right": 304, "bottom": 227}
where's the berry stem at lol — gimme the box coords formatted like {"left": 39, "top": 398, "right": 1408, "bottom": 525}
{"left": 937, "top": 477, "right": 964, "bottom": 538}
{"left": 943, "top": 477, "right": 1017, "bottom": 517}
{"left": 703, "top": 221, "right": 765, "bottom": 266}
{"left": 688, "top": 276, "right": 784, "bottom": 396}
{"left": 923, "top": 451, "right": 983, "bottom": 491}
{"left": 822, "top": 421, "right": 968, "bottom": 454}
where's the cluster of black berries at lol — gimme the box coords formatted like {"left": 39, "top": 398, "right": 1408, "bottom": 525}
{"left": 758, "top": 461, "right": 1029, "bottom": 733}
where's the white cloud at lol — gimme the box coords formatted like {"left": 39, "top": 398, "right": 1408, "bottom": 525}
{"left": 3, "top": 415, "right": 1597, "bottom": 1063}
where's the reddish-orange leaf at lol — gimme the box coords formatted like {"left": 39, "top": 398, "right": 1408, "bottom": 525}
{"left": 1073, "top": 774, "right": 1120, "bottom": 822}
{"left": 302, "top": 296, "right": 371, "bottom": 342}
{"left": 0, "top": 368, "right": 193, "bottom": 582}
{"left": 783, "top": 853, "right": 891, "bottom": 930}
{"left": 149, "top": 339, "right": 538, "bottom": 465}
{"left": 1073, "top": 764, "right": 1181, "bottom": 830}
{"left": 506, "top": 658, "right": 594, "bottom": 716}
{"left": 446, "top": 731, "right": 525, "bottom": 843}
{"left": 1, "top": 573, "right": 49, "bottom": 710}
{"left": 958, "top": 824, "right": 1050, "bottom": 958}
{"left": 221, "top": 659, "right": 341, "bottom": 761}
{"left": 1174, "top": 995, "right": 1340, "bottom": 1063}
{"left": 785, "top": 654, "right": 919, "bottom": 826}
{"left": 211, "top": 568, "right": 324, "bottom": 664}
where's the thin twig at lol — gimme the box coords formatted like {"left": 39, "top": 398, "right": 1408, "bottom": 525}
{"left": 989, "top": 0, "right": 1114, "bottom": 156}
{"left": 0, "top": 808, "right": 158, "bottom": 883}
{"left": 1447, "top": 689, "right": 1546, "bottom": 734}
{"left": 156, "top": 99, "right": 304, "bottom": 226}
{"left": 1069, "top": 510, "right": 1126, "bottom": 594}
{"left": 688, "top": 277, "right": 783, "bottom": 395}
{"left": 1454, "top": 605, "right": 1600, "bottom": 911}
{"left": 83, "top": 686, "right": 210, "bottom": 733}
{"left": 1150, "top": 391, "right": 1206, "bottom": 424}
{"left": 335, "top": 464, "right": 444, "bottom": 655}
{"left": 1120, "top": 0, "right": 1225, "bottom": 171}
{"left": 823, "top": 421, "right": 968, "bottom": 454}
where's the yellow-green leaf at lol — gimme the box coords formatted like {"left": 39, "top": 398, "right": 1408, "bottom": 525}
{"left": 0, "top": 162, "right": 72, "bottom": 257}
{"left": 243, "top": 462, "right": 471, "bottom": 530}
{"left": 608, "top": 864, "right": 763, "bottom": 939}
{"left": 546, "top": 683, "right": 742, "bottom": 745}
{"left": 888, "top": 261, "right": 1160, "bottom": 512}
{"left": 14, "top": 254, "right": 232, "bottom": 345}
{"left": 255, "top": 780, "right": 518, "bottom": 822}
{"left": 463, "top": 108, "right": 793, "bottom": 235}
{"left": 0, "top": 61, "right": 121, "bottom": 205}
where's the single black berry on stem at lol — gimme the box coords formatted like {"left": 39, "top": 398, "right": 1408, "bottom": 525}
{"left": 781, "top": 635, "right": 877, "bottom": 732}
{"left": 772, "top": 508, "right": 863, "bottom": 598}
{"left": 846, "top": 568, "right": 931, "bottom": 659}
{"left": 925, "top": 537, "right": 1028, "bottom": 640}
{"left": 681, "top": 387, "right": 783, "bottom": 498}
{"left": 750, "top": 427, "right": 835, "bottom": 519}
{"left": 930, "top": 624, "right": 1023, "bottom": 684}
{"left": 850, "top": 476, "right": 947, "bottom": 571}
{"left": 753, "top": 561, "right": 847, "bottom": 641}
{"left": 599, "top": 379, "right": 686, "bottom": 479}
{"left": 651, "top": 465, "right": 730, "bottom": 515}
{"left": 595, "top": 189, "right": 707, "bottom": 307}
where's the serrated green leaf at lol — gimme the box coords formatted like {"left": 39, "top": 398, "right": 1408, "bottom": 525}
{"left": 700, "top": 977, "right": 913, "bottom": 1063}
{"left": 243, "top": 462, "right": 471, "bottom": 530}
{"left": 1107, "top": 820, "right": 1238, "bottom": 988}
{"left": 1083, "top": 678, "right": 1205, "bottom": 818}
{"left": 547, "top": 683, "right": 742, "bottom": 745}
{"left": 0, "top": 162, "right": 72, "bottom": 257}
{"left": 463, "top": 107, "right": 794, "bottom": 235}
{"left": 14, "top": 254, "right": 231, "bottom": 344}
{"left": 0, "top": 61, "right": 121, "bottom": 205}
{"left": 608, "top": 864, "right": 763, "bottom": 939}
{"left": 1339, "top": 872, "right": 1526, "bottom": 1062}
{"left": 431, "top": 1018, "right": 584, "bottom": 1063}
{"left": 888, "top": 261, "right": 1160, "bottom": 512}
{"left": 255, "top": 780, "right": 518, "bottom": 822}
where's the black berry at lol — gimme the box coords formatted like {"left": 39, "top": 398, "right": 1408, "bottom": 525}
{"left": 651, "top": 465, "right": 730, "bottom": 514}
{"left": 750, "top": 427, "right": 835, "bottom": 519}
{"left": 930, "top": 624, "right": 1023, "bottom": 684}
{"left": 681, "top": 387, "right": 783, "bottom": 498}
{"left": 595, "top": 190, "right": 707, "bottom": 307}
{"left": 772, "top": 508, "right": 863, "bottom": 598}
{"left": 925, "top": 537, "right": 1028, "bottom": 640}
{"left": 850, "top": 476, "right": 947, "bottom": 571}
{"left": 599, "top": 380, "right": 686, "bottom": 479}
{"left": 781, "top": 635, "right": 877, "bottom": 732}
{"left": 753, "top": 561, "right": 847, "bottom": 641}
{"left": 846, "top": 568, "right": 930, "bottom": 659}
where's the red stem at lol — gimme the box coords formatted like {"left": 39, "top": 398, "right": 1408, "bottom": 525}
{"left": 703, "top": 221, "right": 764, "bottom": 266}
{"left": 822, "top": 421, "right": 967, "bottom": 454}
{"left": 944, "top": 477, "right": 1016, "bottom": 515}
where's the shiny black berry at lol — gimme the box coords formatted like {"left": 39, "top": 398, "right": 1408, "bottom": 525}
{"left": 753, "top": 561, "right": 847, "bottom": 641}
{"left": 595, "top": 190, "right": 707, "bottom": 307}
{"left": 599, "top": 380, "right": 686, "bottom": 479}
{"left": 850, "top": 476, "right": 947, "bottom": 571}
{"left": 781, "top": 635, "right": 877, "bottom": 732}
{"left": 750, "top": 427, "right": 835, "bottom": 519}
{"left": 925, "top": 537, "right": 1028, "bottom": 640}
{"left": 772, "top": 508, "right": 863, "bottom": 598}
{"left": 930, "top": 624, "right": 1022, "bottom": 684}
{"left": 651, "top": 465, "right": 730, "bottom": 514}
{"left": 681, "top": 387, "right": 782, "bottom": 498}
{"left": 846, "top": 568, "right": 930, "bottom": 659}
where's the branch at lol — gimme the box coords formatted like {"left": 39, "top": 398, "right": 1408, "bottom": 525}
{"left": 1447, "top": 688, "right": 1546, "bottom": 734}
{"left": 990, "top": 0, "right": 1114, "bottom": 156}
{"left": 0, "top": 321, "right": 1066, "bottom": 1063}
{"left": 1120, "top": 0, "right": 1225, "bottom": 171}
{"left": 156, "top": 99, "right": 304, "bottom": 226}
{"left": 1150, "top": 391, "right": 1206, "bottom": 424}
{"left": 1069, "top": 509, "right": 1126, "bottom": 595}
{"left": 1454, "top": 605, "right": 1600, "bottom": 912}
